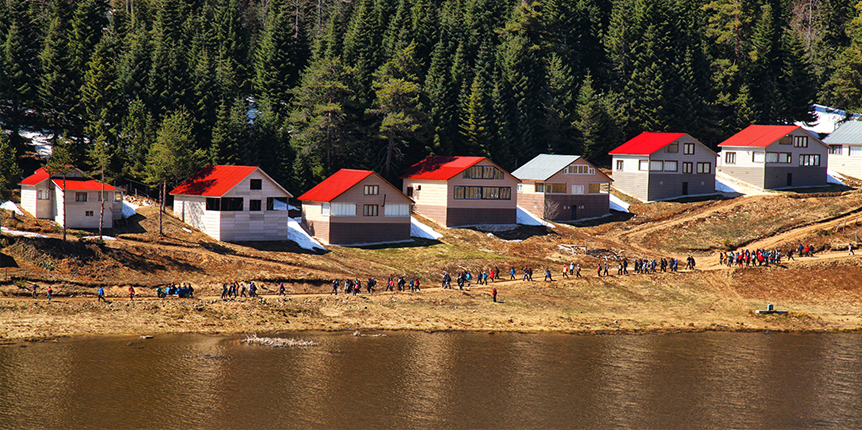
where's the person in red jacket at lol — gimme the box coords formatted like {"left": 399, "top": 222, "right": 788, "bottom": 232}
{"left": 492, "top": 288, "right": 497, "bottom": 303}
{"left": 129, "top": 286, "right": 135, "bottom": 301}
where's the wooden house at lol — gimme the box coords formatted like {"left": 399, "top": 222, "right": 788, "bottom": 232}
{"left": 298, "top": 169, "right": 412, "bottom": 245}
{"left": 401, "top": 156, "right": 519, "bottom": 227}
{"left": 610, "top": 132, "right": 717, "bottom": 201}
{"left": 717, "top": 125, "right": 828, "bottom": 189}
{"left": 19, "top": 166, "right": 122, "bottom": 229}
{"left": 823, "top": 121, "right": 862, "bottom": 180}
{"left": 170, "top": 165, "right": 293, "bottom": 241}
{"left": 511, "top": 154, "right": 612, "bottom": 221}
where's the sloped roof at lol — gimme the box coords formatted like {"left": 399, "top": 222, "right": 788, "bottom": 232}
{"left": 400, "top": 156, "right": 486, "bottom": 180}
{"left": 52, "top": 178, "right": 117, "bottom": 191}
{"left": 170, "top": 165, "right": 259, "bottom": 197}
{"left": 511, "top": 154, "right": 581, "bottom": 181}
{"left": 297, "top": 169, "right": 376, "bottom": 202}
{"left": 609, "top": 132, "right": 687, "bottom": 155}
{"left": 20, "top": 167, "right": 50, "bottom": 186}
{"left": 718, "top": 125, "right": 800, "bottom": 147}
{"left": 823, "top": 121, "right": 862, "bottom": 145}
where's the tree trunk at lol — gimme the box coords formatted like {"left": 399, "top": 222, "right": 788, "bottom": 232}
{"left": 159, "top": 181, "right": 166, "bottom": 236}
{"left": 98, "top": 161, "right": 105, "bottom": 240}
{"left": 384, "top": 136, "right": 395, "bottom": 177}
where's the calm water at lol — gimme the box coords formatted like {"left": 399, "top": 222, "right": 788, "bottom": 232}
{"left": 1, "top": 331, "right": 861, "bottom": 429}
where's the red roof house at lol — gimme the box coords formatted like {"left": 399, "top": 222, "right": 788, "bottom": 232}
{"left": 299, "top": 169, "right": 413, "bottom": 245}
{"left": 401, "top": 156, "right": 519, "bottom": 227}
{"left": 170, "top": 165, "right": 293, "bottom": 242}
{"left": 716, "top": 125, "right": 828, "bottom": 189}
{"left": 19, "top": 166, "right": 123, "bottom": 229}
{"left": 610, "top": 132, "right": 717, "bottom": 202}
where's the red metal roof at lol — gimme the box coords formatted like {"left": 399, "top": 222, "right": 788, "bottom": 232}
{"left": 297, "top": 169, "right": 375, "bottom": 202}
{"left": 609, "top": 132, "right": 687, "bottom": 155}
{"left": 20, "top": 167, "right": 50, "bottom": 185}
{"left": 400, "top": 156, "right": 486, "bottom": 180}
{"left": 718, "top": 125, "right": 800, "bottom": 148}
{"left": 170, "top": 165, "right": 259, "bottom": 197}
{"left": 52, "top": 178, "right": 117, "bottom": 191}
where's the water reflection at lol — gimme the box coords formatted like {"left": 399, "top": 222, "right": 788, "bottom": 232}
{"left": 1, "top": 332, "right": 861, "bottom": 429}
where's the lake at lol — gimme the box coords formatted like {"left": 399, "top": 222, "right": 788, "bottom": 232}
{"left": 1, "top": 331, "right": 861, "bottom": 429}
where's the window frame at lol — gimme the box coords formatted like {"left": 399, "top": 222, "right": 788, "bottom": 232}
{"left": 363, "top": 204, "right": 379, "bottom": 216}
{"left": 752, "top": 152, "right": 765, "bottom": 163}
{"left": 666, "top": 142, "right": 679, "bottom": 153}
{"left": 649, "top": 160, "right": 664, "bottom": 171}
{"left": 250, "top": 179, "right": 262, "bottom": 190}
{"left": 696, "top": 162, "right": 712, "bottom": 174}
{"left": 829, "top": 145, "right": 843, "bottom": 155}
{"left": 664, "top": 160, "right": 678, "bottom": 172}
{"left": 571, "top": 184, "right": 585, "bottom": 195}
{"left": 85, "top": 210, "right": 94, "bottom": 217}
{"left": 616, "top": 160, "right": 624, "bottom": 171}
{"left": 798, "top": 154, "right": 821, "bottom": 166}
{"left": 639, "top": 160, "right": 649, "bottom": 171}
{"left": 683, "top": 142, "right": 695, "bottom": 155}
{"left": 266, "top": 197, "right": 289, "bottom": 211}
{"left": 724, "top": 152, "right": 736, "bottom": 164}
{"left": 75, "top": 192, "right": 88, "bottom": 202}
{"left": 364, "top": 185, "right": 379, "bottom": 195}
{"left": 321, "top": 202, "right": 330, "bottom": 216}
{"left": 793, "top": 135, "right": 809, "bottom": 148}
{"left": 249, "top": 199, "right": 262, "bottom": 212}
{"left": 682, "top": 162, "right": 693, "bottom": 174}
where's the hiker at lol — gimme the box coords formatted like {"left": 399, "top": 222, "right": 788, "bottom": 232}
{"left": 569, "top": 262, "right": 575, "bottom": 275}
{"left": 576, "top": 264, "right": 581, "bottom": 278}
{"left": 188, "top": 284, "right": 195, "bottom": 299}
{"left": 398, "top": 277, "right": 406, "bottom": 291}
{"left": 603, "top": 262, "right": 609, "bottom": 277}
{"left": 129, "top": 286, "right": 135, "bottom": 301}
{"left": 544, "top": 267, "right": 552, "bottom": 282}
{"left": 562, "top": 265, "right": 569, "bottom": 278}
{"left": 331, "top": 279, "right": 339, "bottom": 295}
{"left": 32, "top": 284, "right": 37, "bottom": 299}
{"left": 596, "top": 264, "right": 602, "bottom": 277}
{"left": 850, "top": 244, "right": 855, "bottom": 255}
{"left": 47, "top": 286, "right": 52, "bottom": 302}
{"left": 510, "top": 267, "right": 516, "bottom": 280}
{"left": 278, "top": 282, "right": 286, "bottom": 295}
{"left": 527, "top": 267, "right": 533, "bottom": 281}
{"left": 622, "top": 259, "right": 628, "bottom": 275}
{"left": 414, "top": 278, "right": 420, "bottom": 292}
{"left": 367, "top": 278, "right": 375, "bottom": 294}
{"left": 489, "top": 268, "right": 495, "bottom": 281}
{"left": 492, "top": 287, "right": 497, "bottom": 303}
{"left": 97, "top": 287, "right": 106, "bottom": 302}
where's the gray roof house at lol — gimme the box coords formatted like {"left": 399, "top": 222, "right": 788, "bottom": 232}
{"left": 824, "top": 121, "right": 862, "bottom": 180}
{"left": 512, "top": 154, "right": 612, "bottom": 221}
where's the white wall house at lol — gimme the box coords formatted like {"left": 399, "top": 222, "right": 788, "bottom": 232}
{"left": 610, "top": 132, "right": 717, "bottom": 202}
{"left": 823, "top": 121, "right": 862, "bottom": 180}
{"left": 170, "top": 165, "right": 293, "bottom": 242}
{"left": 20, "top": 167, "right": 122, "bottom": 229}
{"left": 717, "top": 125, "right": 828, "bottom": 189}
{"left": 511, "top": 154, "right": 612, "bottom": 221}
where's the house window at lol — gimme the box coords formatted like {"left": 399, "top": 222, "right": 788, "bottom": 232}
{"left": 572, "top": 185, "right": 585, "bottom": 194}
{"left": 250, "top": 179, "right": 262, "bottom": 190}
{"left": 454, "top": 186, "right": 481, "bottom": 199}
{"left": 544, "top": 183, "right": 566, "bottom": 194}
{"left": 799, "top": 154, "right": 821, "bottom": 166}
{"left": 779, "top": 153, "right": 792, "bottom": 163}
{"left": 363, "top": 204, "right": 379, "bottom": 216}
{"left": 564, "top": 165, "right": 595, "bottom": 174}
{"left": 332, "top": 203, "right": 356, "bottom": 216}
{"left": 96, "top": 191, "right": 111, "bottom": 202}
{"left": 616, "top": 160, "right": 624, "bottom": 171}
{"left": 535, "top": 183, "right": 545, "bottom": 193}
{"left": 37, "top": 190, "right": 50, "bottom": 200}
{"left": 454, "top": 186, "right": 510, "bottom": 199}
{"left": 321, "top": 203, "right": 330, "bottom": 216}
{"left": 206, "top": 198, "right": 221, "bottom": 211}
{"left": 364, "top": 185, "right": 379, "bottom": 195}
{"left": 851, "top": 146, "right": 862, "bottom": 157}
{"left": 250, "top": 199, "right": 262, "bottom": 211}
{"left": 75, "top": 192, "right": 88, "bottom": 202}
{"left": 829, "top": 145, "right": 843, "bottom": 155}
{"left": 385, "top": 204, "right": 409, "bottom": 216}
{"left": 683, "top": 143, "right": 695, "bottom": 155}
{"left": 517, "top": 184, "right": 523, "bottom": 193}
{"left": 266, "top": 197, "right": 289, "bottom": 210}
{"left": 650, "top": 160, "right": 663, "bottom": 171}
{"left": 779, "top": 135, "right": 792, "bottom": 145}
{"left": 666, "top": 142, "right": 679, "bottom": 153}
{"left": 664, "top": 161, "right": 678, "bottom": 172}
{"left": 752, "top": 152, "right": 765, "bottom": 163}
{"left": 221, "top": 197, "right": 243, "bottom": 211}
{"left": 765, "top": 152, "right": 779, "bottom": 163}
{"left": 589, "top": 183, "right": 609, "bottom": 194}
{"left": 406, "top": 187, "right": 414, "bottom": 197}
{"left": 725, "top": 152, "right": 736, "bottom": 164}
{"left": 462, "top": 165, "right": 504, "bottom": 179}
{"left": 114, "top": 193, "right": 122, "bottom": 202}
{"left": 639, "top": 160, "right": 649, "bottom": 171}
{"left": 85, "top": 211, "right": 94, "bottom": 217}
{"left": 682, "top": 162, "right": 693, "bottom": 174}
{"left": 794, "top": 135, "right": 809, "bottom": 148}
{"left": 696, "top": 162, "right": 711, "bottom": 174}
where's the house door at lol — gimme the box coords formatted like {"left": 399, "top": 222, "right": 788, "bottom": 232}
{"left": 787, "top": 173, "right": 792, "bottom": 186}
{"left": 682, "top": 182, "right": 689, "bottom": 195}
{"left": 571, "top": 205, "right": 577, "bottom": 220}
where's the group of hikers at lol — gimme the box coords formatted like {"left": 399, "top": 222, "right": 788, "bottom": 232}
{"left": 544, "top": 256, "right": 697, "bottom": 282}
{"left": 330, "top": 277, "right": 421, "bottom": 295}
{"left": 220, "top": 281, "right": 277, "bottom": 299}
{"left": 442, "top": 268, "right": 501, "bottom": 289}
{"left": 157, "top": 283, "right": 195, "bottom": 299}
{"left": 719, "top": 243, "right": 823, "bottom": 268}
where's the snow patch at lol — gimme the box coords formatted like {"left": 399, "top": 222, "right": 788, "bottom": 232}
{"left": 1, "top": 227, "right": 47, "bottom": 238}
{"left": 18, "top": 130, "right": 53, "bottom": 158}
{"left": 1, "top": 201, "right": 24, "bottom": 216}
{"left": 289, "top": 204, "right": 300, "bottom": 211}
{"left": 83, "top": 236, "right": 117, "bottom": 241}
{"left": 715, "top": 178, "right": 741, "bottom": 193}
{"left": 516, "top": 206, "right": 554, "bottom": 227}
{"left": 411, "top": 217, "right": 443, "bottom": 239}
{"left": 289, "top": 218, "right": 325, "bottom": 251}
{"left": 182, "top": 227, "right": 192, "bottom": 233}
{"left": 121, "top": 200, "right": 138, "bottom": 219}
{"left": 796, "top": 104, "right": 862, "bottom": 135}
{"left": 827, "top": 169, "right": 847, "bottom": 185}
{"left": 608, "top": 195, "right": 631, "bottom": 213}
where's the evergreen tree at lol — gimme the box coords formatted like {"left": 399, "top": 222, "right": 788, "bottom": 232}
{"left": 368, "top": 42, "right": 425, "bottom": 178}
{"left": 38, "top": 2, "right": 76, "bottom": 144}
{"left": 825, "top": 1, "right": 862, "bottom": 111}
{"left": 118, "top": 21, "right": 152, "bottom": 103}
{"left": 145, "top": 109, "right": 206, "bottom": 236}
{"left": 255, "top": 0, "right": 306, "bottom": 114}
{"left": 0, "top": 132, "right": 22, "bottom": 201}
{"left": 573, "top": 73, "right": 621, "bottom": 161}
{"left": 459, "top": 74, "right": 492, "bottom": 157}
{"left": 147, "top": 0, "right": 190, "bottom": 117}
{"left": 82, "top": 36, "right": 121, "bottom": 162}
{"left": 3, "top": 17, "right": 39, "bottom": 147}
{"left": 119, "top": 98, "right": 155, "bottom": 179}
{"left": 214, "top": 0, "right": 247, "bottom": 97}
{"left": 544, "top": 53, "right": 576, "bottom": 154}
{"left": 44, "top": 141, "right": 75, "bottom": 241}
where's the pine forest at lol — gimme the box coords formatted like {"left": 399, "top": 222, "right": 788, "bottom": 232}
{"left": 1, "top": 0, "right": 860, "bottom": 195}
